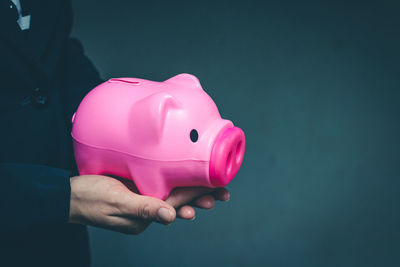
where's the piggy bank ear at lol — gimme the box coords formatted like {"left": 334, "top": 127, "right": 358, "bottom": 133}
{"left": 165, "top": 73, "right": 202, "bottom": 89}
{"left": 130, "top": 92, "right": 182, "bottom": 143}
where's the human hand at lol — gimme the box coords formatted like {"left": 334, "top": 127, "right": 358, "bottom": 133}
{"left": 69, "top": 175, "right": 176, "bottom": 234}
{"left": 117, "top": 175, "right": 230, "bottom": 220}
{"left": 69, "top": 175, "right": 230, "bottom": 234}
{"left": 166, "top": 186, "right": 230, "bottom": 220}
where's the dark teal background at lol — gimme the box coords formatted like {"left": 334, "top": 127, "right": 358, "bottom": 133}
{"left": 71, "top": 1, "right": 400, "bottom": 266}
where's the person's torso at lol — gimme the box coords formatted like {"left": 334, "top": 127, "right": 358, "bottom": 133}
{"left": 0, "top": 1, "right": 90, "bottom": 266}
{"left": 0, "top": 0, "right": 72, "bottom": 169}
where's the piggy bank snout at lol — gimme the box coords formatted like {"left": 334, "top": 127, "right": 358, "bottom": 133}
{"left": 209, "top": 126, "right": 245, "bottom": 187}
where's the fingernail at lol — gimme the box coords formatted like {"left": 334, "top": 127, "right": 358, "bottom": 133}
{"left": 190, "top": 216, "right": 196, "bottom": 221}
{"left": 157, "top": 207, "right": 174, "bottom": 224}
{"left": 223, "top": 192, "right": 230, "bottom": 201}
{"left": 204, "top": 200, "right": 213, "bottom": 208}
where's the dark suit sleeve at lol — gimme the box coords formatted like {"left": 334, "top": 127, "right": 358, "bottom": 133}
{"left": 0, "top": 163, "right": 71, "bottom": 232}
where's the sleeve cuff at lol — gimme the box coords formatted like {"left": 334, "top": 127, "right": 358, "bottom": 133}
{"left": 0, "top": 163, "right": 72, "bottom": 229}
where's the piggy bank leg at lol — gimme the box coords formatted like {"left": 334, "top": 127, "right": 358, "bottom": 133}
{"left": 127, "top": 164, "right": 171, "bottom": 200}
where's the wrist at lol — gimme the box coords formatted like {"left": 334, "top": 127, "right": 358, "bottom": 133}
{"left": 69, "top": 176, "right": 83, "bottom": 224}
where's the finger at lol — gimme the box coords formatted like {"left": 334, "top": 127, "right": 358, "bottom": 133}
{"left": 212, "top": 188, "right": 230, "bottom": 202}
{"left": 176, "top": 205, "right": 196, "bottom": 220}
{"left": 192, "top": 194, "right": 216, "bottom": 209}
{"left": 118, "top": 194, "right": 176, "bottom": 225}
{"left": 166, "top": 187, "right": 215, "bottom": 208}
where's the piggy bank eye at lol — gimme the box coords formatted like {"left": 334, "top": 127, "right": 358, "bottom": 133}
{"left": 190, "top": 129, "right": 199, "bottom": 143}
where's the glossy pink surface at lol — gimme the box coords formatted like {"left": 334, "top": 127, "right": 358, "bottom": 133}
{"left": 209, "top": 127, "right": 245, "bottom": 187}
{"left": 72, "top": 74, "right": 245, "bottom": 199}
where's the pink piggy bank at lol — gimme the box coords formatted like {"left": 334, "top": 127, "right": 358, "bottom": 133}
{"left": 71, "top": 74, "right": 245, "bottom": 200}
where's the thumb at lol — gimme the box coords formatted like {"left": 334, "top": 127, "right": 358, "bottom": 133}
{"left": 127, "top": 194, "right": 176, "bottom": 225}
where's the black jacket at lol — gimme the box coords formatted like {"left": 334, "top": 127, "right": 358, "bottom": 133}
{"left": 0, "top": 0, "right": 103, "bottom": 266}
